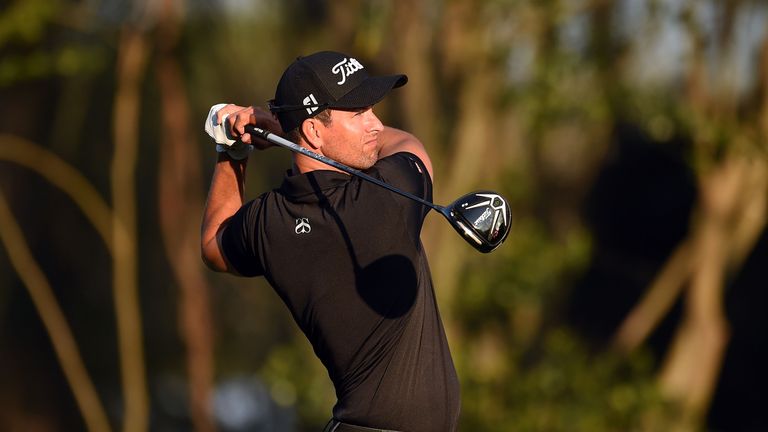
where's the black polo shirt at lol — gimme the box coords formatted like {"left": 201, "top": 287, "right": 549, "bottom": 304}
{"left": 221, "top": 152, "right": 460, "bottom": 431}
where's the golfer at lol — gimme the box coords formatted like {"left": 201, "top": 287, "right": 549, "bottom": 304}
{"left": 201, "top": 51, "right": 459, "bottom": 432}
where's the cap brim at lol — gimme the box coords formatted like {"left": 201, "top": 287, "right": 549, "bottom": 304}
{"left": 330, "top": 74, "right": 407, "bottom": 109}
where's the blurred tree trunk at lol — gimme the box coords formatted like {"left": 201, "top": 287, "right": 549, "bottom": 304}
{"left": 413, "top": 0, "right": 505, "bottom": 315}
{"left": 614, "top": 1, "right": 768, "bottom": 429}
{"left": 0, "top": 188, "right": 111, "bottom": 432}
{"left": 327, "top": 0, "right": 362, "bottom": 48}
{"left": 657, "top": 3, "right": 739, "bottom": 426}
{"left": 112, "top": 26, "right": 149, "bottom": 432}
{"left": 389, "top": 0, "right": 439, "bottom": 153}
{"left": 759, "top": 9, "right": 768, "bottom": 141}
{"left": 660, "top": 0, "right": 768, "bottom": 429}
{"left": 155, "top": 0, "right": 216, "bottom": 430}
{"left": 658, "top": 160, "right": 735, "bottom": 429}
{"left": 431, "top": 67, "right": 499, "bottom": 311}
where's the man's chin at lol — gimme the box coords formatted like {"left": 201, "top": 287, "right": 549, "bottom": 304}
{"left": 353, "top": 152, "right": 379, "bottom": 170}
{"left": 356, "top": 160, "right": 377, "bottom": 171}
{"left": 365, "top": 153, "right": 380, "bottom": 169}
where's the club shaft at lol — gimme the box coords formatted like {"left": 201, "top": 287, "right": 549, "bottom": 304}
{"left": 245, "top": 125, "right": 443, "bottom": 212}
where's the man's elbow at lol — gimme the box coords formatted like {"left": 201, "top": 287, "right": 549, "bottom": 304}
{"left": 201, "top": 240, "right": 228, "bottom": 273}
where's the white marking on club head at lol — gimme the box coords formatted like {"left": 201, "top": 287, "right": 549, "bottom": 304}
{"left": 452, "top": 214, "right": 483, "bottom": 245}
{"left": 464, "top": 193, "right": 509, "bottom": 226}
{"left": 489, "top": 210, "right": 501, "bottom": 241}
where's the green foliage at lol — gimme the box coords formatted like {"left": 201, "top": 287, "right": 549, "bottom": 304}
{"left": 0, "top": 46, "right": 106, "bottom": 87}
{"left": 453, "top": 211, "right": 673, "bottom": 430}
{"left": 259, "top": 336, "right": 336, "bottom": 430}
{"left": 459, "top": 329, "right": 673, "bottom": 431}
{"left": 0, "top": 0, "right": 59, "bottom": 46}
{"left": 0, "top": 0, "right": 106, "bottom": 87}
{"left": 455, "top": 215, "right": 590, "bottom": 331}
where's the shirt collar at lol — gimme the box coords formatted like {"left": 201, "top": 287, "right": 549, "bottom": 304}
{"left": 278, "top": 169, "right": 352, "bottom": 202}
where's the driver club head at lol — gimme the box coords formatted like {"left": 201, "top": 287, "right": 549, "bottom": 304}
{"left": 442, "top": 191, "right": 512, "bottom": 253}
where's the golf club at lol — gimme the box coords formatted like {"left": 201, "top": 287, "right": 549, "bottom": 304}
{"left": 241, "top": 125, "right": 512, "bottom": 253}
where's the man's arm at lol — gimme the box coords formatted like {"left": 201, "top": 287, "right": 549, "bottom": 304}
{"left": 378, "top": 127, "right": 434, "bottom": 180}
{"left": 201, "top": 103, "right": 284, "bottom": 273}
{"left": 201, "top": 154, "right": 247, "bottom": 273}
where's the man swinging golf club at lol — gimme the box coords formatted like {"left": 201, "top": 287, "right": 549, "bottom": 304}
{"left": 202, "top": 51, "right": 463, "bottom": 431}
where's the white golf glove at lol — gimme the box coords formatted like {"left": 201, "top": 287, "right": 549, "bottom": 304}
{"left": 204, "top": 103, "right": 253, "bottom": 160}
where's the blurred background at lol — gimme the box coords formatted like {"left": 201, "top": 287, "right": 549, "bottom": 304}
{"left": 1, "top": 0, "right": 767, "bottom": 431}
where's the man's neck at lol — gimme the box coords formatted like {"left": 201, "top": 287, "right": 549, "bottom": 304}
{"left": 293, "top": 153, "right": 348, "bottom": 175}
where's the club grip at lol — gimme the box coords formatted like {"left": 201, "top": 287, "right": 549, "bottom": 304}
{"left": 244, "top": 125, "right": 270, "bottom": 140}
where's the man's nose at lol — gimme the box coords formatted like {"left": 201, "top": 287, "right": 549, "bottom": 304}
{"left": 367, "top": 110, "right": 384, "bottom": 132}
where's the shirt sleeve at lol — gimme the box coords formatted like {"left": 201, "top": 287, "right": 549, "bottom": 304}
{"left": 369, "top": 152, "right": 434, "bottom": 221}
{"left": 220, "top": 197, "right": 266, "bottom": 277}
{"left": 369, "top": 152, "right": 432, "bottom": 242}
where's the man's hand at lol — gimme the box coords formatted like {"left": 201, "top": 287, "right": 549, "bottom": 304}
{"left": 215, "top": 104, "right": 282, "bottom": 149}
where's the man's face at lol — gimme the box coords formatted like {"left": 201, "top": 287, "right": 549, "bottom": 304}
{"left": 319, "top": 107, "right": 384, "bottom": 170}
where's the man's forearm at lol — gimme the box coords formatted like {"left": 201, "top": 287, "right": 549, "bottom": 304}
{"left": 201, "top": 154, "right": 247, "bottom": 272}
{"left": 379, "top": 127, "right": 434, "bottom": 180}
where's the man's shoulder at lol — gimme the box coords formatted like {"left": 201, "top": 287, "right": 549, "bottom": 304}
{"left": 373, "top": 152, "right": 431, "bottom": 182}
{"left": 376, "top": 151, "right": 426, "bottom": 166}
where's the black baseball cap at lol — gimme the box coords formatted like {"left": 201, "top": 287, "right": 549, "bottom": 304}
{"left": 269, "top": 51, "right": 408, "bottom": 132}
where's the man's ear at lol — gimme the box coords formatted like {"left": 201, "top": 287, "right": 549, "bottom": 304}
{"left": 300, "top": 118, "right": 323, "bottom": 150}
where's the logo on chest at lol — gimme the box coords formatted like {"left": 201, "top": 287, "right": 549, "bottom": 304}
{"left": 295, "top": 218, "right": 312, "bottom": 234}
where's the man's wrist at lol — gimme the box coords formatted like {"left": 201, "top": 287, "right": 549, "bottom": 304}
{"left": 216, "top": 143, "right": 253, "bottom": 160}
{"left": 217, "top": 148, "right": 249, "bottom": 162}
